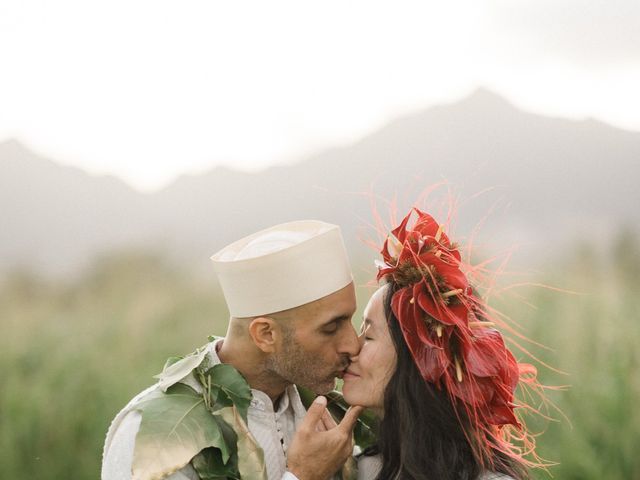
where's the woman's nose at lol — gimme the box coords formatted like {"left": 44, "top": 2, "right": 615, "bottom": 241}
{"left": 339, "top": 322, "right": 360, "bottom": 357}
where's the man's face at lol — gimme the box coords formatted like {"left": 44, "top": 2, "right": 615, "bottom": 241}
{"left": 268, "top": 282, "right": 359, "bottom": 394}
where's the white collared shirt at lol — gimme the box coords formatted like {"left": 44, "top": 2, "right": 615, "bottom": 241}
{"left": 102, "top": 339, "right": 306, "bottom": 480}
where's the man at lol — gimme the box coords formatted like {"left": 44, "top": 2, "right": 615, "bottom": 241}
{"left": 101, "top": 220, "right": 362, "bottom": 480}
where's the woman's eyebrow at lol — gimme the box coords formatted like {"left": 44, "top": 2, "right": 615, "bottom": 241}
{"left": 361, "top": 317, "right": 374, "bottom": 331}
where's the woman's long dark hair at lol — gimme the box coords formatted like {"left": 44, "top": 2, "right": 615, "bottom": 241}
{"left": 371, "top": 281, "right": 528, "bottom": 480}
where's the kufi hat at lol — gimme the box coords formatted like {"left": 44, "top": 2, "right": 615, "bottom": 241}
{"left": 210, "top": 220, "right": 353, "bottom": 318}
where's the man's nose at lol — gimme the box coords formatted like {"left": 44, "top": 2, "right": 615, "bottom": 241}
{"left": 339, "top": 322, "right": 360, "bottom": 357}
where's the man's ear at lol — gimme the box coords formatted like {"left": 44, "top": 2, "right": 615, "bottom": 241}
{"left": 248, "top": 316, "right": 280, "bottom": 353}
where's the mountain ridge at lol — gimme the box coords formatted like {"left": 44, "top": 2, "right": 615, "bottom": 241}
{"left": 2, "top": 88, "right": 638, "bottom": 277}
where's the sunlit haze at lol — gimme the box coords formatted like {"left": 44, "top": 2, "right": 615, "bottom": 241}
{"left": 1, "top": 0, "right": 639, "bottom": 191}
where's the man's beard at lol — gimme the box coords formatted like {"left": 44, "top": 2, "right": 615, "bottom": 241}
{"left": 267, "top": 329, "right": 348, "bottom": 394}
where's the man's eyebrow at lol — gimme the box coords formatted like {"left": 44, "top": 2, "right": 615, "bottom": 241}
{"left": 321, "top": 314, "right": 351, "bottom": 326}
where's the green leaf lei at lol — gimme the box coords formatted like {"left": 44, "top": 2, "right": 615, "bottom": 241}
{"left": 131, "top": 341, "right": 267, "bottom": 480}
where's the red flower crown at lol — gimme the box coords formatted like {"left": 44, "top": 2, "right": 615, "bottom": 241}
{"left": 376, "top": 207, "right": 545, "bottom": 466}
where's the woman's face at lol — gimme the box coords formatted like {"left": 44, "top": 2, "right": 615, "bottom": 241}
{"left": 342, "top": 285, "right": 397, "bottom": 414}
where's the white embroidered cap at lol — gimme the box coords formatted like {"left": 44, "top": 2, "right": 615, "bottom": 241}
{"left": 210, "top": 220, "right": 353, "bottom": 318}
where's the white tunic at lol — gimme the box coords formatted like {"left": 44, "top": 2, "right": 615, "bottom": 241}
{"left": 101, "top": 339, "right": 305, "bottom": 480}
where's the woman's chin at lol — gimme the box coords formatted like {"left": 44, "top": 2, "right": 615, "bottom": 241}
{"left": 342, "top": 383, "right": 363, "bottom": 407}
{"left": 343, "top": 394, "right": 359, "bottom": 406}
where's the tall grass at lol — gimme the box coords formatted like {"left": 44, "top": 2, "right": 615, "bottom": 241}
{"left": 0, "top": 253, "right": 229, "bottom": 479}
{"left": 0, "top": 236, "right": 638, "bottom": 479}
{"left": 519, "top": 235, "right": 640, "bottom": 480}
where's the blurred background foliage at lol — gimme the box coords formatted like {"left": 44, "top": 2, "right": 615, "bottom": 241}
{"left": 1, "top": 230, "right": 639, "bottom": 480}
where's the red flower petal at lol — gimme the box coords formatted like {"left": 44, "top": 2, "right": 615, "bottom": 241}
{"left": 416, "top": 252, "right": 468, "bottom": 291}
{"left": 390, "top": 211, "right": 412, "bottom": 244}
{"left": 376, "top": 265, "right": 395, "bottom": 282}
{"left": 449, "top": 374, "right": 495, "bottom": 407}
{"left": 392, "top": 287, "right": 450, "bottom": 383}
{"left": 463, "top": 330, "right": 504, "bottom": 378}
{"left": 412, "top": 208, "right": 441, "bottom": 237}
{"left": 391, "top": 287, "right": 413, "bottom": 325}
{"left": 412, "top": 342, "right": 449, "bottom": 383}
{"left": 411, "top": 283, "right": 442, "bottom": 349}
{"left": 415, "top": 283, "right": 446, "bottom": 323}
{"left": 486, "top": 404, "right": 520, "bottom": 427}
{"left": 440, "top": 302, "right": 470, "bottom": 328}
{"left": 380, "top": 238, "right": 392, "bottom": 263}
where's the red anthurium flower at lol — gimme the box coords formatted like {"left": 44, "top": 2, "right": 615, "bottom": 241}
{"left": 463, "top": 329, "right": 505, "bottom": 378}
{"left": 411, "top": 341, "right": 450, "bottom": 384}
{"left": 392, "top": 287, "right": 451, "bottom": 382}
{"left": 376, "top": 264, "right": 396, "bottom": 282}
{"left": 449, "top": 373, "right": 496, "bottom": 407}
{"left": 415, "top": 282, "right": 445, "bottom": 323}
{"left": 391, "top": 287, "right": 414, "bottom": 331}
{"left": 487, "top": 404, "right": 520, "bottom": 427}
{"left": 390, "top": 211, "right": 412, "bottom": 244}
{"left": 432, "top": 245, "right": 462, "bottom": 264}
{"left": 397, "top": 240, "right": 421, "bottom": 266}
{"left": 380, "top": 237, "right": 393, "bottom": 265}
{"left": 412, "top": 209, "right": 451, "bottom": 245}
{"left": 413, "top": 209, "right": 461, "bottom": 252}
{"left": 392, "top": 288, "right": 444, "bottom": 351}
{"left": 410, "top": 283, "right": 445, "bottom": 349}
{"left": 417, "top": 252, "right": 467, "bottom": 290}
{"left": 440, "top": 302, "right": 470, "bottom": 328}
{"left": 500, "top": 349, "right": 520, "bottom": 393}
{"left": 412, "top": 209, "right": 441, "bottom": 237}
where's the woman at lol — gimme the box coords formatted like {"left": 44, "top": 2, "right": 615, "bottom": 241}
{"left": 342, "top": 208, "right": 543, "bottom": 480}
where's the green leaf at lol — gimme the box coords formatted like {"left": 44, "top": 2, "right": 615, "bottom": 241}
{"left": 325, "top": 392, "right": 377, "bottom": 450}
{"left": 353, "top": 418, "right": 377, "bottom": 451}
{"left": 201, "top": 364, "right": 252, "bottom": 423}
{"left": 191, "top": 413, "right": 240, "bottom": 479}
{"left": 154, "top": 347, "right": 209, "bottom": 392}
{"left": 191, "top": 445, "right": 240, "bottom": 480}
{"left": 217, "top": 406, "right": 267, "bottom": 480}
{"left": 297, "top": 385, "right": 317, "bottom": 407}
{"left": 299, "top": 387, "right": 378, "bottom": 450}
{"left": 132, "top": 383, "right": 231, "bottom": 480}
{"left": 163, "top": 355, "right": 184, "bottom": 370}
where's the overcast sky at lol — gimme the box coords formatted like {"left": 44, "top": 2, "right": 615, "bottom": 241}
{"left": 1, "top": 0, "right": 638, "bottom": 191}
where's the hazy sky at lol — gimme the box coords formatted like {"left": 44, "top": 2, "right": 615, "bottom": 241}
{"left": 1, "top": 0, "right": 639, "bottom": 191}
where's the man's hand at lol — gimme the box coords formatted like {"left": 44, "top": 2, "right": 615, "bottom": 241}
{"left": 286, "top": 396, "right": 363, "bottom": 480}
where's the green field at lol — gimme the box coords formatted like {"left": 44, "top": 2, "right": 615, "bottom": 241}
{"left": 1, "top": 237, "right": 638, "bottom": 480}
